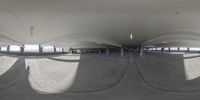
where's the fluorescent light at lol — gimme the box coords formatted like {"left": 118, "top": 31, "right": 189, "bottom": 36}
{"left": 162, "top": 41, "right": 167, "bottom": 43}
{"left": 130, "top": 33, "right": 133, "bottom": 40}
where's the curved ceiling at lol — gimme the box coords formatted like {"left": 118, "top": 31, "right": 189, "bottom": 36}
{"left": 0, "top": 0, "right": 200, "bottom": 48}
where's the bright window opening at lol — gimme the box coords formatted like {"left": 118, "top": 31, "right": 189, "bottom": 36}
{"left": 179, "top": 47, "right": 187, "bottom": 51}
{"left": 43, "top": 46, "right": 54, "bottom": 53}
{"left": 24, "top": 45, "right": 39, "bottom": 53}
{"left": 10, "top": 45, "right": 20, "bottom": 52}
{"left": 170, "top": 47, "right": 178, "bottom": 51}
{"left": 164, "top": 48, "right": 169, "bottom": 50}
{"left": 56, "top": 48, "right": 63, "bottom": 52}
{"left": 189, "top": 47, "right": 200, "bottom": 51}
{"left": 1, "top": 47, "right": 7, "bottom": 51}
{"left": 157, "top": 48, "right": 161, "bottom": 50}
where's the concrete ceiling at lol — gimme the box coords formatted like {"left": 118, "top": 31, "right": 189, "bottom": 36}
{"left": 0, "top": 0, "right": 200, "bottom": 48}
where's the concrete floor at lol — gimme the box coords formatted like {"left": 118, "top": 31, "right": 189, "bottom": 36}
{"left": 1, "top": 53, "right": 200, "bottom": 99}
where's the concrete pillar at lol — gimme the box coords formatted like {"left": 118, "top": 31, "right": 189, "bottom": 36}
{"left": 99, "top": 49, "right": 101, "bottom": 54}
{"left": 130, "top": 48, "right": 133, "bottom": 55}
{"left": 74, "top": 49, "right": 76, "bottom": 54}
{"left": 106, "top": 46, "right": 109, "bottom": 56}
{"left": 7, "top": 45, "right": 10, "bottom": 52}
{"left": 69, "top": 48, "right": 73, "bottom": 54}
{"left": 139, "top": 45, "right": 143, "bottom": 56}
{"left": 20, "top": 45, "right": 24, "bottom": 54}
{"left": 0, "top": 47, "right": 1, "bottom": 52}
{"left": 178, "top": 47, "right": 180, "bottom": 51}
{"left": 39, "top": 44, "right": 43, "bottom": 54}
{"left": 169, "top": 47, "right": 171, "bottom": 51}
{"left": 187, "top": 47, "right": 190, "bottom": 52}
{"left": 120, "top": 47, "right": 124, "bottom": 56}
{"left": 54, "top": 46, "right": 56, "bottom": 53}
{"left": 62, "top": 48, "right": 64, "bottom": 53}
{"left": 161, "top": 48, "right": 165, "bottom": 53}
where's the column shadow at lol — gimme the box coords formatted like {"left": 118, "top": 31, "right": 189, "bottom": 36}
{"left": 43, "top": 54, "right": 128, "bottom": 93}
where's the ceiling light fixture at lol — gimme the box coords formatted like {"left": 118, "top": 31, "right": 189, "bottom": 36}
{"left": 96, "top": 42, "right": 102, "bottom": 44}
{"left": 162, "top": 41, "right": 167, "bottom": 43}
{"left": 130, "top": 33, "right": 133, "bottom": 40}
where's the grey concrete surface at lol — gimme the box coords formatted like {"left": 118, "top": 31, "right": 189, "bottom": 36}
{"left": 136, "top": 52, "right": 200, "bottom": 92}
{"left": 1, "top": 53, "right": 200, "bottom": 99}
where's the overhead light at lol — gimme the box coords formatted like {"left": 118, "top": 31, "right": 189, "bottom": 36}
{"left": 130, "top": 33, "right": 133, "bottom": 40}
{"left": 162, "top": 41, "right": 167, "bottom": 43}
{"left": 96, "top": 42, "right": 102, "bottom": 44}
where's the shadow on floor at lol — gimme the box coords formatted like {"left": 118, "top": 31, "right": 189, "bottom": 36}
{"left": 0, "top": 54, "right": 128, "bottom": 94}
{"left": 0, "top": 57, "right": 37, "bottom": 94}
{"left": 45, "top": 54, "right": 128, "bottom": 93}
{"left": 136, "top": 52, "right": 200, "bottom": 92}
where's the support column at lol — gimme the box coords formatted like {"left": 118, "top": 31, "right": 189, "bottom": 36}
{"left": 39, "top": 44, "right": 43, "bottom": 54}
{"left": 7, "top": 45, "right": 10, "bottom": 52}
{"left": 169, "top": 47, "right": 171, "bottom": 51}
{"left": 120, "top": 46, "right": 124, "bottom": 56}
{"left": 62, "top": 48, "right": 64, "bottom": 53}
{"left": 69, "top": 47, "right": 73, "bottom": 54}
{"left": 106, "top": 46, "right": 109, "bottom": 56}
{"left": 129, "top": 48, "right": 132, "bottom": 55}
{"left": 178, "top": 47, "right": 180, "bottom": 51}
{"left": 139, "top": 44, "right": 143, "bottom": 56}
{"left": 74, "top": 49, "right": 76, "bottom": 54}
{"left": 20, "top": 45, "right": 24, "bottom": 54}
{"left": 187, "top": 47, "right": 190, "bottom": 52}
{"left": 54, "top": 46, "right": 56, "bottom": 53}
{"left": 99, "top": 48, "right": 101, "bottom": 54}
{"left": 0, "top": 47, "right": 1, "bottom": 52}
{"left": 161, "top": 47, "right": 165, "bottom": 53}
